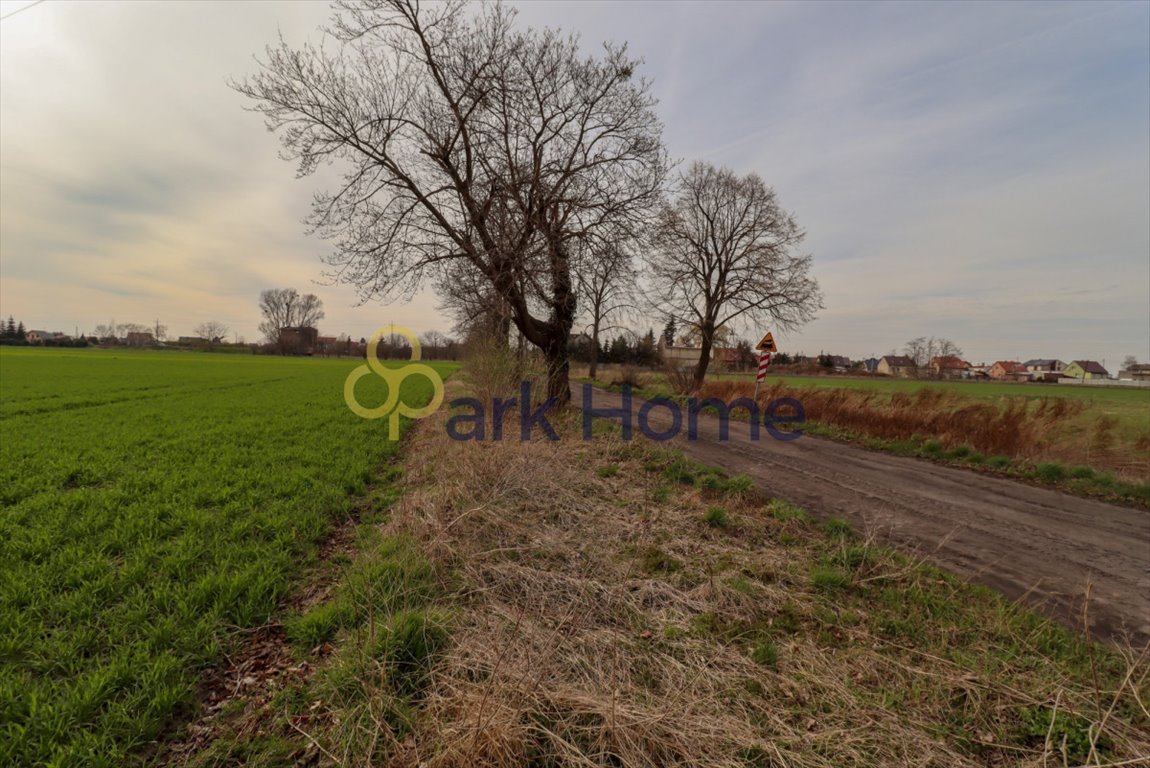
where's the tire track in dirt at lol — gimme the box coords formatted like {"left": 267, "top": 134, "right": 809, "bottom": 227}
{"left": 580, "top": 387, "right": 1150, "bottom": 646}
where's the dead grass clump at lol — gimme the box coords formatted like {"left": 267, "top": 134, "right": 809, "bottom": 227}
{"left": 461, "top": 336, "right": 545, "bottom": 405}
{"left": 610, "top": 365, "right": 647, "bottom": 389}
{"left": 663, "top": 362, "right": 696, "bottom": 395}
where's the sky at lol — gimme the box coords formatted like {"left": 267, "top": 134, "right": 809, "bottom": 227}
{"left": 1, "top": 0, "right": 1147, "bottom": 367}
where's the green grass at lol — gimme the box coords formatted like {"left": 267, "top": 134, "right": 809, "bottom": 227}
{"left": 0, "top": 347, "right": 455, "bottom": 766}
{"left": 704, "top": 506, "right": 730, "bottom": 528}
{"left": 810, "top": 566, "right": 852, "bottom": 591}
{"left": 749, "top": 640, "right": 779, "bottom": 669}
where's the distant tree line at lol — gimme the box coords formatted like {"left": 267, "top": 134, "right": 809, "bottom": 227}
{"left": 569, "top": 330, "right": 660, "bottom": 368}
{"left": 1, "top": 317, "right": 91, "bottom": 347}
{"left": 1, "top": 316, "right": 27, "bottom": 343}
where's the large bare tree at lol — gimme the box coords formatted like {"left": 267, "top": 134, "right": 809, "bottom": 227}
{"left": 649, "top": 161, "right": 822, "bottom": 389}
{"left": 234, "top": 0, "right": 668, "bottom": 404}
{"left": 257, "top": 288, "right": 325, "bottom": 344}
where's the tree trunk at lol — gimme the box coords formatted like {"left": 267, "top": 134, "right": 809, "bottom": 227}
{"left": 544, "top": 227, "right": 576, "bottom": 405}
{"left": 692, "top": 327, "right": 714, "bottom": 391}
{"left": 544, "top": 337, "right": 572, "bottom": 405}
{"left": 588, "top": 317, "right": 600, "bottom": 381}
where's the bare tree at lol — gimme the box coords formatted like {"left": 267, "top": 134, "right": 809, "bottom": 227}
{"left": 234, "top": 0, "right": 669, "bottom": 404}
{"left": 152, "top": 320, "right": 168, "bottom": 342}
{"left": 649, "top": 161, "right": 821, "bottom": 389}
{"left": 906, "top": 337, "right": 931, "bottom": 372}
{"left": 117, "top": 322, "right": 149, "bottom": 337}
{"left": 194, "top": 321, "right": 229, "bottom": 349}
{"left": 905, "top": 336, "right": 962, "bottom": 377}
{"left": 1122, "top": 354, "right": 1138, "bottom": 370}
{"left": 257, "top": 288, "right": 325, "bottom": 344}
{"left": 419, "top": 330, "right": 449, "bottom": 360}
{"left": 576, "top": 240, "right": 636, "bottom": 380}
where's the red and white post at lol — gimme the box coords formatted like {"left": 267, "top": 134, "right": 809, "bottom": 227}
{"left": 753, "top": 351, "right": 772, "bottom": 401}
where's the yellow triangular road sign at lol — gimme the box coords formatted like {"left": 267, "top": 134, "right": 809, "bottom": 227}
{"left": 755, "top": 332, "right": 777, "bottom": 353}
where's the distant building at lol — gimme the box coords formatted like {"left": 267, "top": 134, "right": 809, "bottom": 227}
{"left": 714, "top": 347, "right": 741, "bottom": 371}
{"left": 989, "top": 361, "right": 1028, "bottom": 380}
{"left": 1022, "top": 359, "right": 1064, "bottom": 374}
{"left": 876, "top": 355, "right": 915, "bottom": 377}
{"left": 862, "top": 357, "right": 879, "bottom": 374}
{"left": 1063, "top": 360, "right": 1109, "bottom": 380}
{"left": 828, "top": 355, "right": 851, "bottom": 371}
{"left": 1119, "top": 364, "right": 1150, "bottom": 382}
{"left": 178, "top": 336, "right": 207, "bottom": 346}
{"left": 930, "top": 355, "right": 970, "bottom": 379}
{"left": 657, "top": 337, "right": 715, "bottom": 368}
{"left": 25, "top": 330, "right": 64, "bottom": 344}
{"left": 125, "top": 331, "right": 155, "bottom": 346}
{"left": 278, "top": 326, "right": 319, "bottom": 355}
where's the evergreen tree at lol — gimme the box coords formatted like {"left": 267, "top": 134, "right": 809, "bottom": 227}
{"left": 662, "top": 318, "right": 677, "bottom": 347}
{"left": 4, "top": 316, "right": 15, "bottom": 339}
{"left": 609, "top": 334, "right": 632, "bottom": 364}
{"left": 15, "top": 321, "right": 26, "bottom": 341}
{"left": 636, "top": 329, "right": 657, "bottom": 366}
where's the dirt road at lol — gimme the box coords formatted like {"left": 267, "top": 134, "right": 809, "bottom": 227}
{"left": 580, "top": 387, "right": 1150, "bottom": 646}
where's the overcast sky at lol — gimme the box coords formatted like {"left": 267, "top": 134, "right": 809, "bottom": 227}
{"left": 1, "top": 0, "right": 1147, "bottom": 366}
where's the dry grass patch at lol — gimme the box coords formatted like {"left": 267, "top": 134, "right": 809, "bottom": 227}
{"left": 694, "top": 380, "right": 1150, "bottom": 484}
{"left": 344, "top": 394, "right": 1150, "bottom": 768}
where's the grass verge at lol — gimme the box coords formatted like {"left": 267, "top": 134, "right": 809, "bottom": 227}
{"left": 201, "top": 384, "right": 1150, "bottom": 767}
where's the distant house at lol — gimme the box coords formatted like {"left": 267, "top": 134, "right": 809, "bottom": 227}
{"left": 278, "top": 326, "right": 319, "bottom": 355}
{"left": 930, "top": 355, "right": 970, "bottom": 379}
{"left": 989, "top": 361, "right": 1028, "bottom": 381}
{"left": 1063, "top": 360, "right": 1109, "bottom": 380}
{"left": 657, "top": 337, "right": 715, "bottom": 368}
{"left": 876, "top": 355, "right": 915, "bottom": 378}
{"left": 125, "top": 331, "right": 155, "bottom": 347}
{"left": 714, "top": 347, "right": 741, "bottom": 371}
{"left": 25, "top": 330, "right": 64, "bottom": 344}
{"left": 1023, "top": 359, "right": 1064, "bottom": 374}
{"left": 1119, "top": 364, "right": 1150, "bottom": 382}
{"left": 828, "top": 355, "right": 851, "bottom": 372}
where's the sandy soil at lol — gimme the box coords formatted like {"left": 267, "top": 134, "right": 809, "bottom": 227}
{"left": 580, "top": 386, "right": 1150, "bottom": 646}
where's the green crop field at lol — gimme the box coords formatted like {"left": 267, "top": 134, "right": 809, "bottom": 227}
{"left": 0, "top": 347, "right": 452, "bottom": 766}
